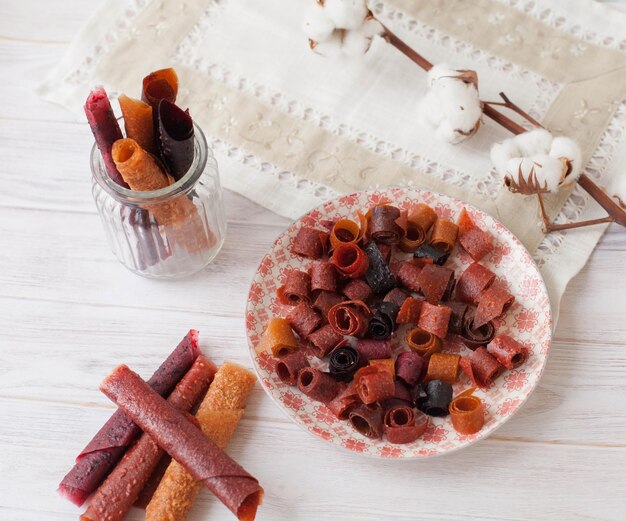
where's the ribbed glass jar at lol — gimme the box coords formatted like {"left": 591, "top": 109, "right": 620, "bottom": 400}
{"left": 91, "top": 124, "right": 226, "bottom": 279}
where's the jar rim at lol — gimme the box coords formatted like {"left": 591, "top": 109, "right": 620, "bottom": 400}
{"left": 90, "top": 122, "right": 209, "bottom": 204}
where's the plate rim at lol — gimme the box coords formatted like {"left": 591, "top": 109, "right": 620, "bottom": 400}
{"left": 245, "top": 186, "right": 553, "bottom": 460}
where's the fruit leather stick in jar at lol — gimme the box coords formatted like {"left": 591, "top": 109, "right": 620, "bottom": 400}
{"left": 101, "top": 364, "right": 262, "bottom": 521}
{"left": 146, "top": 362, "right": 257, "bottom": 521}
{"left": 81, "top": 356, "right": 217, "bottom": 521}
{"left": 84, "top": 87, "right": 129, "bottom": 188}
{"left": 142, "top": 68, "right": 179, "bottom": 107}
{"left": 58, "top": 330, "right": 201, "bottom": 506}
{"left": 119, "top": 94, "right": 156, "bottom": 153}
{"left": 156, "top": 99, "right": 195, "bottom": 181}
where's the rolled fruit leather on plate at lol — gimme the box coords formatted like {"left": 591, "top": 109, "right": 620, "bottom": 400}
{"left": 277, "top": 269, "right": 312, "bottom": 305}
{"left": 57, "top": 330, "right": 200, "bottom": 506}
{"left": 276, "top": 350, "right": 310, "bottom": 385}
{"left": 146, "top": 362, "right": 257, "bottom": 521}
{"left": 100, "top": 364, "right": 263, "bottom": 521}
{"left": 429, "top": 218, "right": 459, "bottom": 253}
{"left": 80, "top": 355, "right": 217, "bottom": 521}
{"left": 256, "top": 317, "right": 299, "bottom": 357}
{"left": 457, "top": 208, "right": 494, "bottom": 262}
{"left": 328, "top": 300, "right": 371, "bottom": 337}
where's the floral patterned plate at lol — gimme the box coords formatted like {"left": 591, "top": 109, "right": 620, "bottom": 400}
{"left": 246, "top": 187, "right": 552, "bottom": 459}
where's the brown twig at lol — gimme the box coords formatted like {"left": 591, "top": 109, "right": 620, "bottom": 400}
{"left": 484, "top": 92, "right": 544, "bottom": 129}
{"left": 381, "top": 25, "right": 433, "bottom": 72}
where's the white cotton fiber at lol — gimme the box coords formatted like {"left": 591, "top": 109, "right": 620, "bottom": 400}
{"left": 504, "top": 154, "right": 563, "bottom": 194}
{"left": 513, "top": 128, "right": 553, "bottom": 157}
{"left": 550, "top": 136, "right": 582, "bottom": 184}
{"left": 341, "top": 19, "right": 383, "bottom": 56}
{"left": 607, "top": 173, "right": 626, "bottom": 209}
{"left": 324, "top": 0, "right": 369, "bottom": 30}
{"left": 490, "top": 139, "right": 519, "bottom": 177}
{"left": 312, "top": 32, "right": 344, "bottom": 58}
{"left": 302, "top": 4, "right": 335, "bottom": 41}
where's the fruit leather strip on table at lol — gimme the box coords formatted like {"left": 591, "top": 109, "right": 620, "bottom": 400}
{"left": 457, "top": 208, "right": 493, "bottom": 262}
{"left": 256, "top": 317, "right": 299, "bottom": 357}
{"left": 449, "top": 388, "right": 485, "bottom": 435}
{"left": 276, "top": 350, "right": 310, "bottom": 385}
{"left": 474, "top": 286, "right": 515, "bottom": 328}
{"left": 156, "top": 99, "right": 195, "bottom": 181}
{"left": 297, "top": 367, "right": 341, "bottom": 403}
{"left": 146, "top": 362, "right": 256, "bottom": 520}
{"left": 459, "top": 347, "right": 504, "bottom": 388}
{"left": 455, "top": 263, "right": 496, "bottom": 303}
{"left": 487, "top": 334, "right": 529, "bottom": 369}
{"left": 277, "top": 269, "right": 311, "bottom": 305}
{"left": 291, "top": 226, "right": 328, "bottom": 259}
{"left": 85, "top": 87, "right": 129, "bottom": 188}
{"left": 101, "top": 364, "right": 262, "bottom": 521}
{"left": 81, "top": 356, "right": 216, "bottom": 521}
{"left": 310, "top": 262, "right": 338, "bottom": 293}
{"left": 58, "top": 330, "right": 200, "bottom": 506}
{"left": 384, "top": 405, "right": 429, "bottom": 444}
{"left": 417, "top": 303, "right": 452, "bottom": 339}
{"left": 429, "top": 219, "right": 459, "bottom": 254}
{"left": 119, "top": 94, "right": 156, "bottom": 154}
{"left": 142, "top": 68, "right": 179, "bottom": 108}
{"left": 363, "top": 241, "right": 396, "bottom": 295}
{"left": 418, "top": 264, "right": 455, "bottom": 305}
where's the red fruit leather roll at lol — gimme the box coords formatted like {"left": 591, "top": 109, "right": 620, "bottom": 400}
{"left": 311, "top": 291, "right": 344, "bottom": 319}
{"left": 397, "top": 262, "right": 422, "bottom": 293}
{"left": 456, "top": 263, "right": 496, "bottom": 303}
{"left": 459, "top": 347, "right": 504, "bottom": 388}
{"left": 58, "top": 330, "right": 200, "bottom": 506}
{"left": 447, "top": 301, "right": 469, "bottom": 334}
{"left": 310, "top": 262, "right": 337, "bottom": 293}
{"left": 369, "top": 205, "right": 404, "bottom": 245}
{"left": 142, "top": 68, "right": 178, "bottom": 107}
{"left": 487, "top": 334, "right": 529, "bottom": 370}
{"left": 81, "top": 356, "right": 216, "bottom": 521}
{"left": 84, "top": 87, "right": 129, "bottom": 188}
{"left": 384, "top": 405, "right": 429, "bottom": 444}
{"left": 328, "top": 300, "right": 371, "bottom": 337}
{"left": 418, "top": 264, "right": 455, "bottom": 305}
{"left": 297, "top": 367, "right": 341, "bottom": 403}
{"left": 100, "top": 365, "right": 263, "bottom": 521}
{"left": 342, "top": 279, "right": 372, "bottom": 302}
{"left": 331, "top": 243, "right": 370, "bottom": 278}
{"left": 457, "top": 208, "right": 494, "bottom": 261}
{"left": 417, "top": 303, "right": 452, "bottom": 339}
{"left": 356, "top": 367, "right": 395, "bottom": 404}
{"left": 308, "top": 324, "right": 343, "bottom": 358}
{"left": 395, "top": 351, "right": 426, "bottom": 386}
{"left": 277, "top": 269, "right": 311, "bottom": 305}
{"left": 286, "top": 302, "right": 322, "bottom": 338}
{"left": 349, "top": 403, "right": 384, "bottom": 439}
{"left": 292, "top": 226, "right": 328, "bottom": 259}
{"left": 474, "top": 286, "right": 515, "bottom": 328}
{"left": 397, "top": 297, "right": 424, "bottom": 325}
{"left": 355, "top": 338, "right": 392, "bottom": 361}
{"left": 275, "top": 351, "right": 310, "bottom": 385}
{"left": 327, "top": 381, "right": 361, "bottom": 419}
{"left": 383, "top": 287, "right": 409, "bottom": 307}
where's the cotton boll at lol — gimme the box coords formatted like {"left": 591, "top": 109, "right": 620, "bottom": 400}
{"left": 550, "top": 136, "right": 582, "bottom": 185}
{"left": 324, "top": 0, "right": 368, "bottom": 30}
{"left": 504, "top": 154, "right": 563, "bottom": 194}
{"left": 491, "top": 139, "right": 520, "bottom": 176}
{"left": 342, "top": 18, "right": 383, "bottom": 56}
{"left": 427, "top": 63, "right": 458, "bottom": 84}
{"left": 417, "top": 91, "right": 444, "bottom": 129}
{"left": 607, "top": 174, "right": 626, "bottom": 209}
{"left": 303, "top": 4, "right": 335, "bottom": 42}
{"left": 312, "top": 32, "right": 344, "bottom": 58}
{"left": 359, "top": 18, "right": 384, "bottom": 38}
{"left": 514, "top": 128, "right": 553, "bottom": 157}
{"left": 435, "top": 119, "right": 469, "bottom": 144}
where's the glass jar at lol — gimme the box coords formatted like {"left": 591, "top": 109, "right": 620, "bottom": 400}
{"left": 91, "top": 124, "right": 226, "bottom": 278}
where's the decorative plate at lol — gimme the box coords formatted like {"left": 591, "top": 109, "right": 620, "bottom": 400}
{"left": 246, "top": 187, "right": 552, "bottom": 459}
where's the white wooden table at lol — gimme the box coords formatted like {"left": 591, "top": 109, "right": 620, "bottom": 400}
{"left": 1, "top": 1, "right": 626, "bottom": 520}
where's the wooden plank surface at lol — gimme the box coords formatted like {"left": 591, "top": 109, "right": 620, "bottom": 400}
{"left": 1, "top": 1, "right": 625, "bottom": 520}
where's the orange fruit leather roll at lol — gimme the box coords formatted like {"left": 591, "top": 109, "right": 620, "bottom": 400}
{"left": 399, "top": 204, "right": 437, "bottom": 252}
{"left": 112, "top": 138, "right": 214, "bottom": 254}
{"left": 405, "top": 327, "right": 442, "bottom": 360}
{"left": 118, "top": 95, "right": 156, "bottom": 154}
{"left": 142, "top": 67, "right": 179, "bottom": 107}
{"left": 256, "top": 317, "right": 299, "bottom": 357}
{"left": 146, "top": 362, "right": 256, "bottom": 521}
{"left": 330, "top": 219, "right": 362, "bottom": 249}
{"left": 425, "top": 353, "right": 461, "bottom": 384}
{"left": 429, "top": 218, "right": 459, "bottom": 254}
{"left": 368, "top": 358, "right": 395, "bottom": 378}
{"left": 449, "top": 387, "right": 485, "bottom": 435}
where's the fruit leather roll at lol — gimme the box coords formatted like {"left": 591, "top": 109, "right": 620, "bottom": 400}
{"left": 275, "top": 350, "right": 310, "bottom": 385}
{"left": 256, "top": 317, "right": 299, "bottom": 358}
{"left": 399, "top": 204, "right": 437, "bottom": 252}
{"left": 309, "top": 261, "right": 338, "bottom": 293}
{"left": 342, "top": 279, "right": 373, "bottom": 302}
{"left": 363, "top": 241, "right": 396, "bottom": 295}
{"left": 146, "top": 362, "right": 257, "bottom": 521}
{"left": 58, "top": 330, "right": 200, "bottom": 506}
{"left": 331, "top": 243, "right": 370, "bottom": 278}
{"left": 81, "top": 355, "right": 217, "bottom": 521}
{"left": 119, "top": 94, "right": 156, "bottom": 153}
{"left": 397, "top": 297, "right": 423, "bottom": 325}
{"left": 429, "top": 218, "right": 459, "bottom": 254}
{"left": 457, "top": 208, "right": 493, "bottom": 262}
{"left": 286, "top": 302, "right": 322, "bottom": 338}
{"left": 307, "top": 323, "right": 343, "bottom": 358}
{"left": 142, "top": 68, "right": 179, "bottom": 107}
{"left": 291, "top": 226, "right": 328, "bottom": 259}
{"left": 455, "top": 262, "right": 496, "bottom": 303}
{"left": 277, "top": 269, "right": 312, "bottom": 305}
{"left": 474, "top": 286, "right": 515, "bottom": 328}
{"left": 397, "top": 262, "right": 422, "bottom": 293}
{"left": 297, "top": 367, "right": 341, "bottom": 403}
{"left": 487, "top": 334, "right": 529, "bottom": 370}
{"left": 85, "top": 87, "right": 129, "bottom": 188}
{"left": 405, "top": 327, "right": 442, "bottom": 360}
{"left": 354, "top": 338, "right": 392, "bottom": 361}
{"left": 417, "top": 303, "right": 452, "bottom": 339}
{"left": 311, "top": 291, "right": 344, "bottom": 319}
{"left": 369, "top": 205, "right": 404, "bottom": 245}
{"left": 156, "top": 100, "right": 195, "bottom": 181}
{"left": 101, "top": 364, "right": 263, "bottom": 521}
{"left": 328, "top": 300, "right": 371, "bottom": 337}
{"left": 384, "top": 405, "right": 429, "bottom": 444}
{"left": 417, "top": 264, "right": 455, "bottom": 305}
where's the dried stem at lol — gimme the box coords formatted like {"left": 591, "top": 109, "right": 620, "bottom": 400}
{"left": 381, "top": 25, "right": 433, "bottom": 72}
{"left": 484, "top": 92, "right": 544, "bottom": 129}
